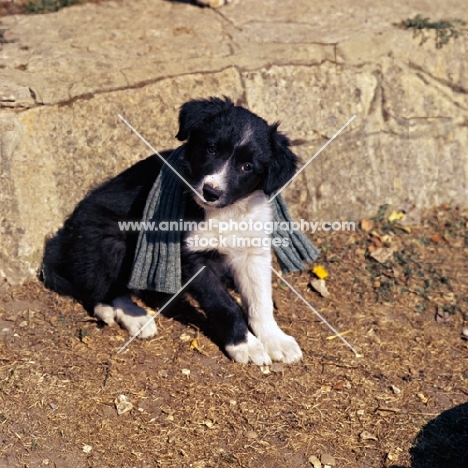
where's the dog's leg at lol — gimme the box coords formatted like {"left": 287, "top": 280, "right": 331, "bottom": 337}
{"left": 94, "top": 296, "right": 157, "bottom": 339}
{"left": 230, "top": 252, "right": 303, "bottom": 364}
{"left": 186, "top": 264, "right": 272, "bottom": 366}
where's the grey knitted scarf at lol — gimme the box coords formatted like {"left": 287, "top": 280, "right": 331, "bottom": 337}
{"left": 128, "top": 145, "right": 319, "bottom": 293}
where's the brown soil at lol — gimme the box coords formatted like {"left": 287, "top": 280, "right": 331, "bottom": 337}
{"left": 1, "top": 205, "right": 467, "bottom": 468}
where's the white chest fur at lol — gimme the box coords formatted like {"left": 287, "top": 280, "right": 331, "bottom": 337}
{"left": 185, "top": 190, "right": 273, "bottom": 258}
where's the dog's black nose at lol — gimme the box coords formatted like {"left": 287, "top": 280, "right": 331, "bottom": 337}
{"left": 203, "top": 184, "right": 222, "bottom": 202}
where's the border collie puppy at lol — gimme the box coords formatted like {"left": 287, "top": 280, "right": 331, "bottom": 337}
{"left": 42, "top": 97, "right": 302, "bottom": 365}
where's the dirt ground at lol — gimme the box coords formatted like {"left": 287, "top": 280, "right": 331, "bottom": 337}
{"left": 0, "top": 205, "right": 467, "bottom": 468}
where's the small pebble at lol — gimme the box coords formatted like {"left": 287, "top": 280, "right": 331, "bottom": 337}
{"left": 462, "top": 328, "right": 468, "bottom": 338}
{"left": 245, "top": 431, "right": 258, "bottom": 439}
{"left": 308, "top": 455, "right": 321, "bottom": 468}
{"left": 321, "top": 452, "right": 336, "bottom": 466}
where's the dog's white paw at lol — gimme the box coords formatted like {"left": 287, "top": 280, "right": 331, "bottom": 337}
{"left": 94, "top": 303, "right": 116, "bottom": 326}
{"left": 259, "top": 328, "right": 303, "bottom": 364}
{"left": 225, "top": 332, "right": 272, "bottom": 366}
{"left": 110, "top": 296, "right": 157, "bottom": 339}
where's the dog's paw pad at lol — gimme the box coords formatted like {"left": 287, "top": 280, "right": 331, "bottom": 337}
{"left": 225, "top": 332, "right": 272, "bottom": 366}
{"left": 261, "top": 331, "right": 302, "bottom": 364}
{"left": 94, "top": 303, "right": 116, "bottom": 326}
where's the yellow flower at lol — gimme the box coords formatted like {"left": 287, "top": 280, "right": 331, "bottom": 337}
{"left": 312, "top": 265, "right": 329, "bottom": 280}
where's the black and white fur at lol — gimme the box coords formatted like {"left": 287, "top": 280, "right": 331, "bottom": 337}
{"left": 42, "top": 97, "right": 301, "bottom": 365}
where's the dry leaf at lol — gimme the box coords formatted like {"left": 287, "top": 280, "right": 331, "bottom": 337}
{"left": 388, "top": 210, "right": 405, "bottom": 222}
{"left": 436, "top": 308, "right": 452, "bottom": 323}
{"left": 430, "top": 233, "right": 442, "bottom": 243}
{"left": 387, "top": 447, "right": 403, "bottom": 462}
{"left": 360, "top": 430, "right": 378, "bottom": 441}
{"left": 380, "top": 234, "right": 394, "bottom": 244}
{"left": 360, "top": 219, "right": 373, "bottom": 232}
{"left": 115, "top": 394, "right": 133, "bottom": 416}
{"left": 417, "top": 392, "right": 428, "bottom": 404}
{"left": 370, "top": 247, "right": 395, "bottom": 264}
{"left": 333, "top": 380, "right": 345, "bottom": 391}
{"left": 189, "top": 337, "right": 208, "bottom": 356}
{"left": 310, "top": 279, "right": 330, "bottom": 298}
{"left": 370, "top": 236, "right": 384, "bottom": 247}
{"left": 394, "top": 223, "right": 411, "bottom": 233}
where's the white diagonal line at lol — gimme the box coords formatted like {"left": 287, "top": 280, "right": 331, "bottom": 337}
{"left": 117, "top": 266, "right": 206, "bottom": 354}
{"left": 269, "top": 115, "right": 356, "bottom": 202}
{"left": 118, "top": 114, "right": 204, "bottom": 201}
{"left": 270, "top": 267, "right": 362, "bottom": 357}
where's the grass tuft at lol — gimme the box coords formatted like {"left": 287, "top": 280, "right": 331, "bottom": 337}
{"left": 394, "top": 14, "right": 467, "bottom": 48}
{"left": 24, "top": 0, "right": 80, "bottom": 14}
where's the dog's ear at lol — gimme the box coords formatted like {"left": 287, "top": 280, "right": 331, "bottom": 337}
{"left": 264, "top": 124, "right": 299, "bottom": 196}
{"left": 176, "top": 97, "right": 234, "bottom": 141}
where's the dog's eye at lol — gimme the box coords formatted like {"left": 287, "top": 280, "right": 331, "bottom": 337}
{"left": 207, "top": 145, "right": 217, "bottom": 155}
{"left": 241, "top": 163, "right": 253, "bottom": 172}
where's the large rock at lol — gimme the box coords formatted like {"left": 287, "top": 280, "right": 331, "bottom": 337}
{"left": 0, "top": 68, "right": 244, "bottom": 282}
{"left": 0, "top": 0, "right": 467, "bottom": 283}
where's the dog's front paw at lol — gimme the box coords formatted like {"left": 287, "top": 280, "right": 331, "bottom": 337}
{"left": 111, "top": 296, "right": 157, "bottom": 339}
{"left": 225, "top": 332, "right": 272, "bottom": 366}
{"left": 94, "top": 303, "right": 116, "bottom": 326}
{"left": 117, "top": 312, "right": 157, "bottom": 339}
{"left": 259, "top": 329, "right": 303, "bottom": 364}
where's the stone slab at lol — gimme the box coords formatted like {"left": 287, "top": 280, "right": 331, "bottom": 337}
{"left": 0, "top": 0, "right": 467, "bottom": 283}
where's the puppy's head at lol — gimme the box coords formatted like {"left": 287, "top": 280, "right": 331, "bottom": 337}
{"left": 176, "top": 97, "right": 298, "bottom": 208}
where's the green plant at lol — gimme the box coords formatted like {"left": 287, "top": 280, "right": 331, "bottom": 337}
{"left": 394, "top": 14, "right": 467, "bottom": 48}
{"left": 25, "top": 0, "right": 80, "bottom": 14}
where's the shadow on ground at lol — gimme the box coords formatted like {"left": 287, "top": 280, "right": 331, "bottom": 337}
{"left": 390, "top": 402, "right": 468, "bottom": 468}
